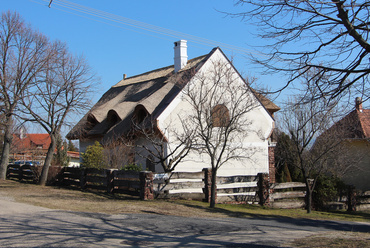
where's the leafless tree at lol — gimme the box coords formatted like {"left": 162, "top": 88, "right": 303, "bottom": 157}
{"left": 21, "top": 43, "right": 95, "bottom": 185}
{"left": 102, "top": 139, "right": 133, "bottom": 169}
{"left": 0, "top": 11, "right": 51, "bottom": 179}
{"left": 281, "top": 85, "right": 363, "bottom": 212}
{"left": 231, "top": 1, "right": 370, "bottom": 102}
{"left": 182, "top": 60, "right": 259, "bottom": 208}
{"left": 127, "top": 116, "right": 195, "bottom": 173}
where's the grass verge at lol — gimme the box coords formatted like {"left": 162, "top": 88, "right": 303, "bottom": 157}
{"left": 1, "top": 179, "right": 369, "bottom": 222}
{"left": 1, "top": 179, "right": 369, "bottom": 247}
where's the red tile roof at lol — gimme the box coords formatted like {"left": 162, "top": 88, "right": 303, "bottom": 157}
{"left": 12, "top": 133, "right": 51, "bottom": 150}
{"left": 357, "top": 109, "right": 370, "bottom": 138}
{"left": 328, "top": 109, "right": 370, "bottom": 139}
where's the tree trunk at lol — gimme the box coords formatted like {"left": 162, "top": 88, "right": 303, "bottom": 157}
{"left": 305, "top": 179, "right": 314, "bottom": 214}
{"left": 39, "top": 134, "right": 56, "bottom": 186}
{"left": 210, "top": 168, "right": 217, "bottom": 208}
{"left": 306, "top": 189, "right": 312, "bottom": 213}
{"left": 0, "top": 116, "right": 13, "bottom": 180}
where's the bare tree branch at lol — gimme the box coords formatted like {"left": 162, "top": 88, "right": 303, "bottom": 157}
{"left": 230, "top": 1, "right": 370, "bottom": 102}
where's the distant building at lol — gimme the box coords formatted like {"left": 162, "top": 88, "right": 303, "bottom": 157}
{"left": 11, "top": 133, "right": 80, "bottom": 167}
{"left": 319, "top": 97, "right": 370, "bottom": 191}
{"left": 11, "top": 133, "right": 51, "bottom": 162}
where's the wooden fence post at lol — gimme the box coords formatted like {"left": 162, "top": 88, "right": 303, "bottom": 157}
{"left": 106, "top": 169, "right": 114, "bottom": 193}
{"left": 19, "top": 165, "right": 24, "bottom": 181}
{"left": 80, "top": 168, "right": 86, "bottom": 189}
{"left": 258, "top": 173, "right": 270, "bottom": 206}
{"left": 140, "top": 171, "right": 153, "bottom": 200}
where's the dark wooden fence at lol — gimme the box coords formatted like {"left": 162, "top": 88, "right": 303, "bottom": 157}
{"left": 61, "top": 167, "right": 141, "bottom": 195}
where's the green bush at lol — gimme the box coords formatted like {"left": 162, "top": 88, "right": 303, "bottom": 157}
{"left": 313, "top": 175, "right": 347, "bottom": 210}
{"left": 81, "top": 141, "right": 106, "bottom": 169}
{"left": 121, "top": 163, "right": 142, "bottom": 172}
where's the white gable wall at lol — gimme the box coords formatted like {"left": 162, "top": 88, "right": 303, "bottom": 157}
{"left": 157, "top": 49, "right": 274, "bottom": 176}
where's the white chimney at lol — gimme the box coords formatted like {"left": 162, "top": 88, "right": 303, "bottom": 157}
{"left": 174, "top": 40, "right": 188, "bottom": 72}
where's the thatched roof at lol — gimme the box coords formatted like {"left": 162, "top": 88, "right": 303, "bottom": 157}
{"left": 67, "top": 50, "right": 211, "bottom": 141}
{"left": 67, "top": 47, "right": 279, "bottom": 141}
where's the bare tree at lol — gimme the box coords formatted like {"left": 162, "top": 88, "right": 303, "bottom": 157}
{"left": 231, "top": 1, "right": 370, "bottom": 101}
{"left": 102, "top": 139, "right": 133, "bottom": 169}
{"left": 0, "top": 11, "right": 50, "bottom": 179}
{"left": 127, "top": 116, "right": 194, "bottom": 173}
{"left": 281, "top": 87, "right": 363, "bottom": 212}
{"left": 182, "top": 60, "right": 259, "bottom": 208}
{"left": 21, "top": 43, "right": 94, "bottom": 185}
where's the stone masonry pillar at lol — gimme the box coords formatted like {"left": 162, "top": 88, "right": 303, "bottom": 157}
{"left": 140, "top": 171, "right": 154, "bottom": 200}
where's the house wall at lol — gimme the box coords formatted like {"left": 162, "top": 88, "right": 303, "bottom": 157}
{"left": 157, "top": 49, "right": 274, "bottom": 177}
{"left": 134, "top": 137, "right": 167, "bottom": 172}
{"left": 341, "top": 140, "right": 370, "bottom": 191}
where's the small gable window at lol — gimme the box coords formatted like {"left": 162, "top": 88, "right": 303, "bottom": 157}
{"left": 133, "top": 106, "right": 148, "bottom": 124}
{"left": 211, "top": 104, "right": 230, "bottom": 127}
{"left": 107, "top": 110, "right": 120, "bottom": 126}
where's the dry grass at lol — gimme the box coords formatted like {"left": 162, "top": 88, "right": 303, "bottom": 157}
{"left": 1, "top": 179, "right": 370, "bottom": 221}
{"left": 0, "top": 179, "right": 224, "bottom": 217}
{"left": 1, "top": 179, "right": 370, "bottom": 247}
{"left": 290, "top": 232, "right": 370, "bottom": 248}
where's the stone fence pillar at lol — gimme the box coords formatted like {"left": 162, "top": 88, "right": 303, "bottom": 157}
{"left": 140, "top": 171, "right": 154, "bottom": 200}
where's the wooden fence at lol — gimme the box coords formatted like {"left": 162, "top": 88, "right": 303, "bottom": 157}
{"left": 6, "top": 164, "right": 370, "bottom": 210}
{"left": 61, "top": 167, "right": 141, "bottom": 195}
{"left": 153, "top": 171, "right": 205, "bottom": 200}
{"left": 270, "top": 182, "right": 306, "bottom": 209}
{"left": 216, "top": 175, "right": 259, "bottom": 203}
{"left": 7, "top": 163, "right": 39, "bottom": 182}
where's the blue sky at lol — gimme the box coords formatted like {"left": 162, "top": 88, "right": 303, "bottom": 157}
{"left": 2, "top": 0, "right": 286, "bottom": 127}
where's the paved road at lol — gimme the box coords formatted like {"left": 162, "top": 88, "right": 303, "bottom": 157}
{"left": 0, "top": 196, "right": 369, "bottom": 247}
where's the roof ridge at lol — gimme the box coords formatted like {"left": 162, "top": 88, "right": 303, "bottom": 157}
{"left": 113, "top": 53, "right": 209, "bottom": 88}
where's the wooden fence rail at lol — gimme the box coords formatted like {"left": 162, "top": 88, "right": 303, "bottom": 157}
{"left": 270, "top": 182, "right": 306, "bottom": 209}
{"left": 6, "top": 164, "right": 369, "bottom": 211}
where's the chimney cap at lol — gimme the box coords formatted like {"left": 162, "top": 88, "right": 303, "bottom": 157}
{"left": 355, "top": 97, "right": 363, "bottom": 112}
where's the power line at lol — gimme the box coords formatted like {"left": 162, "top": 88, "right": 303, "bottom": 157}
{"left": 35, "top": 0, "right": 260, "bottom": 56}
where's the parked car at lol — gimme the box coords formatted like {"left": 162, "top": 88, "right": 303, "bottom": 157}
{"left": 13, "top": 160, "right": 40, "bottom": 166}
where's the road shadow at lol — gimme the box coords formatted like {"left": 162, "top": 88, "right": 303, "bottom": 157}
{"left": 0, "top": 210, "right": 282, "bottom": 247}
{"left": 177, "top": 202, "right": 370, "bottom": 233}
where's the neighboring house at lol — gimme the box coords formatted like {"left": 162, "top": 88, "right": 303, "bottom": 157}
{"left": 319, "top": 97, "right": 370, "bottom": 191}
{"left": 11, "top": 133, "right": 80, "bottom": 167}
{"left": 67, "top": 151, "right": 81, "bottom": 167}
{"left": 67, "top": 40, "right": 279, "bottom": 180}
{"left": 11, "top": 133, "right": 51, "bottom": 163}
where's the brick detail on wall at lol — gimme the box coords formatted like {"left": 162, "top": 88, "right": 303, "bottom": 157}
{"left": 268, "top": 146, "right": 276, "bottom": 184}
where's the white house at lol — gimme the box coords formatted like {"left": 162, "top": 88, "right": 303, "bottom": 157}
{"left": 67, "top": 40, "right": 279, "bottom": 180}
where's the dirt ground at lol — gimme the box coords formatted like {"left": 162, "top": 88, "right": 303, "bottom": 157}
{"left": 1, "top": 179, "right": 369, "bottom": 247}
